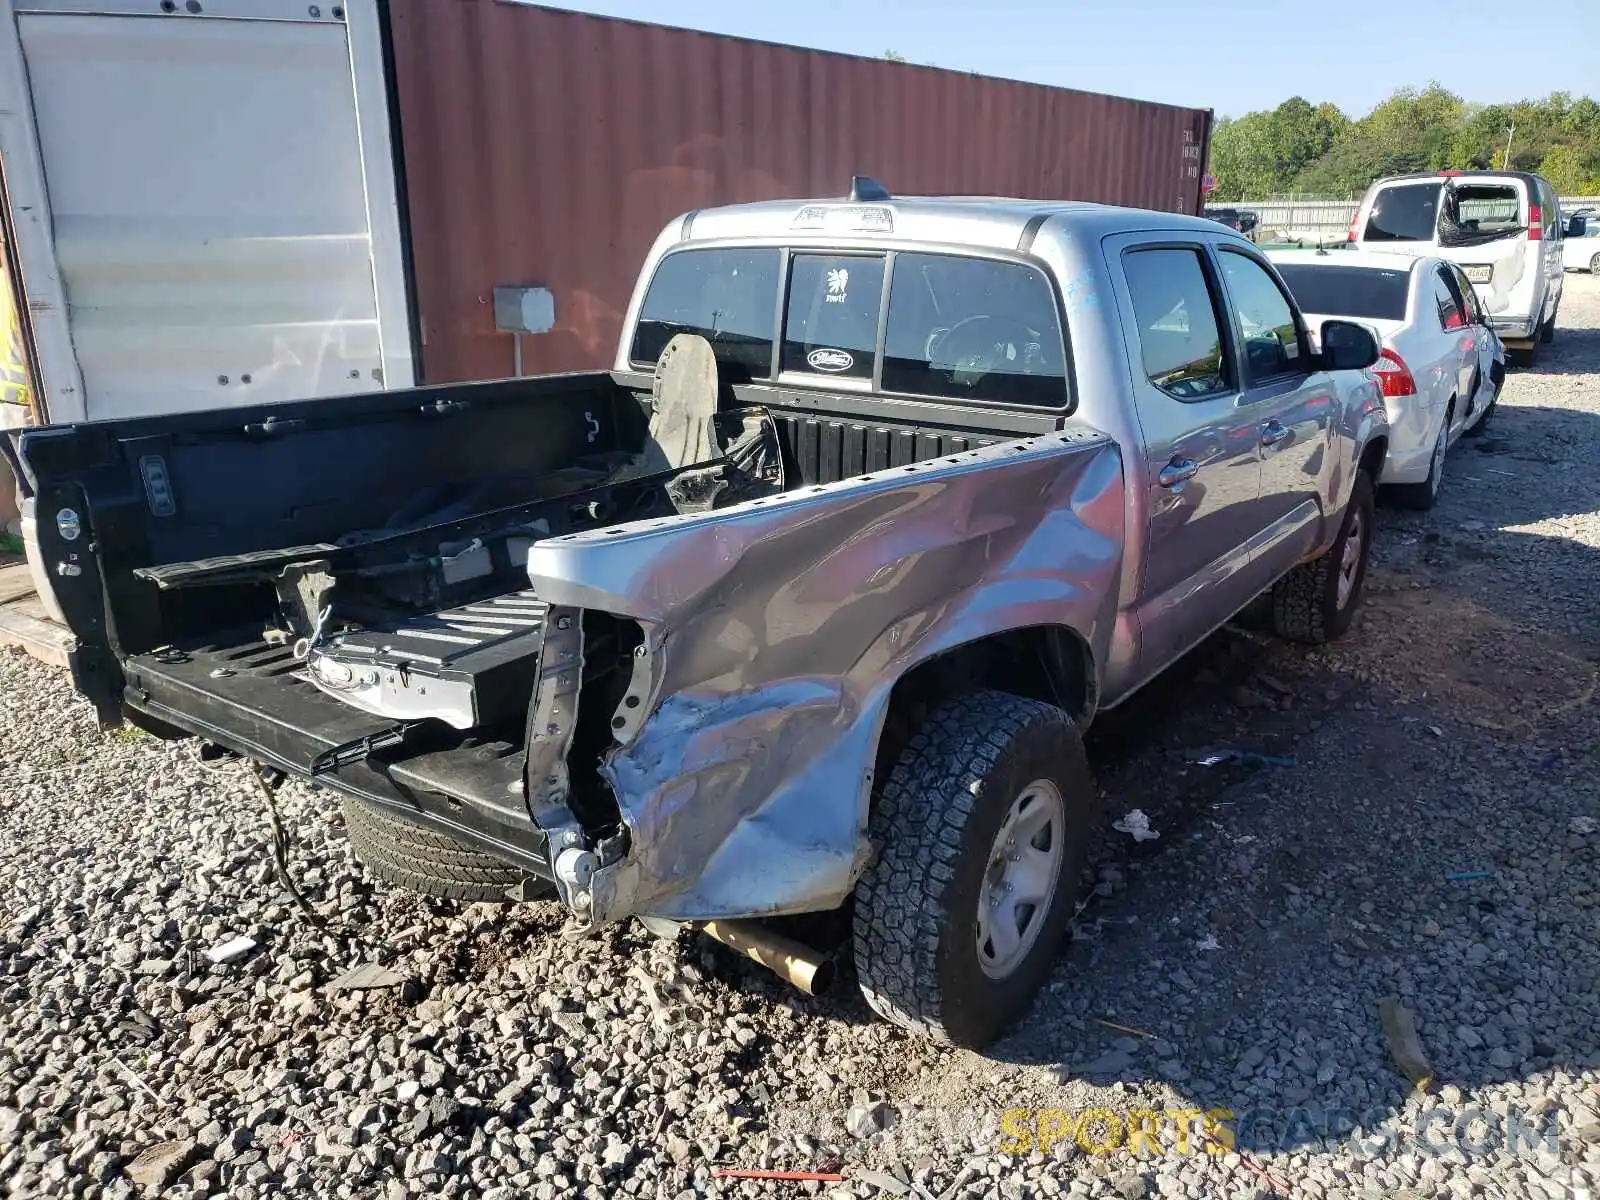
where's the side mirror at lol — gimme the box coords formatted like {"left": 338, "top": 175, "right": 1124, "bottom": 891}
{"left": 1320, "top": 319, "right": 1380, "bottom": 371}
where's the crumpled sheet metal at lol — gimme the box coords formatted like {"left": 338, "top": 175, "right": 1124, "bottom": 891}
{"left": 525, "top": 429, "right": 1126, "bottom": 923}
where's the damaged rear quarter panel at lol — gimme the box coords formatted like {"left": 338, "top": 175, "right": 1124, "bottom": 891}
{"left": 524, "top": 430, "right": 1126, "bottom": 923}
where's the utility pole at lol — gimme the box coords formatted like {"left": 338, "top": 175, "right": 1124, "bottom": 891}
{"left": 1502, "top": 124, "right": 1515, "bottom": 170}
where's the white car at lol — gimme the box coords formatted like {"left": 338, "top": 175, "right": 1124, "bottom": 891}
{"left": 1563, "top": 210, "right": 1600, "bottom": 273}
{"left": 1269, "top": 249, "right": 1502, "bottom": 509}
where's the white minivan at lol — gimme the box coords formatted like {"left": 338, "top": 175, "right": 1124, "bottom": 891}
{"left": 1348, "top": 171, "right": 1563, "bottom": 366}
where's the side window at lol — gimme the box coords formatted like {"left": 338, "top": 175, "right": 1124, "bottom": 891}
{"left": 781, "top": 254, "right": 885, "bottom": 380}
{"left": 1217, "top": 250, "right": 1307, "bottom": 385}
{"left": 882, "top": 254, "right": 1067, "bottom": 407}
{"left": 1433, "top": 270, "right": 1466, "bottom": 330}
{"left": 1121, "top": 247, "right": 1232, "bottom": 401}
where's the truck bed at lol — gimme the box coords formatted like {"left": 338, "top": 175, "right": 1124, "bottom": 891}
{"left": 11, "top": 365, "right": 1067, "bottom": 876}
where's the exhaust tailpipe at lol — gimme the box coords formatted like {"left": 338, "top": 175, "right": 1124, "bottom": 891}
{"left": 700, "top": 919, "right": 836, "bottom": 996}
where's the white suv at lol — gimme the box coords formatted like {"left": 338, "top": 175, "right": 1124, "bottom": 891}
{"left": 1349, "top": 171, "right": 1564, "bottom": 366}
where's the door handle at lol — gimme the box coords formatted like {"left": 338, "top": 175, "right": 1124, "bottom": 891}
{"left": 1260, "top": 420, "right": 1292, "bottom": 448}
{"left": 1158, "top": 457, "right": 1198, "bottom": 488}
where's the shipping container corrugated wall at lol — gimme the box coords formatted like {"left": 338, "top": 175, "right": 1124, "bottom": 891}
{"left": 384, "top": 1, "right": 1212, "bottom": 384}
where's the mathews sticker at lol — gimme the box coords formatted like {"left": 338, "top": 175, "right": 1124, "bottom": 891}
{"left": 806, "top": 347, "right": 854, "bottom": 373}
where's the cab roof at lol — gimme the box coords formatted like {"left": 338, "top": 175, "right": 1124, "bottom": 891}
{"left": 676, "top": 194, "right": 1235, "bottom": 252}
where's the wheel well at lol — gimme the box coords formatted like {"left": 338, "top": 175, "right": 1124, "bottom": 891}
{"left": 871, "top": 626, "right": 1095, "bottom": 797}
{"left": 1359, "top": 435, "right": 1387, "bottom": 482}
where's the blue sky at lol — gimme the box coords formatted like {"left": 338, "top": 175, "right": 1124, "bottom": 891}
{"left": 550, "top": 0, "right": 1600, "bottom": 118}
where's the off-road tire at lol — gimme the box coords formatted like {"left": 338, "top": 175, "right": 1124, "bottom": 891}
{"left": 342, "top": 794, "right": 529, "bottom": 901}
{"left": 1271, "top": 469, "right": 1374, "bottom": 645}
{"left": 1389, "top": 404, "right": 1451, "bottom": 511}
{"left": 853, "top": 691, "right": 1093, "bottom": 1048}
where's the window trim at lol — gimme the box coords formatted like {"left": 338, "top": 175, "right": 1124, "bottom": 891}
{"left": 1214, "top": 246, "right": 1314, "bottom": 390}
{"left": 1118, "top": 239, "right": 1240, "bottom": 405}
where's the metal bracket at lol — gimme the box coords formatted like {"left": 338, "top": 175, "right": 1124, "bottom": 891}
{"left": 309, "top": 722, "right": 416, "bottom": 776}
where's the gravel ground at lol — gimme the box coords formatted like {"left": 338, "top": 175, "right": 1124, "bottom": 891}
{"left": 3, "top": 279, "right": 1599, "bottom": 1200}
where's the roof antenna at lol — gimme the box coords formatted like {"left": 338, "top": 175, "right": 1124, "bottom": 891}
{"left": 849, "top": 175, "right": 891, "bottom": 202}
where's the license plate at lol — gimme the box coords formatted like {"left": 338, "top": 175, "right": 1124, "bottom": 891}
{"left": 1463, "top": 264, "right": 1493, "bottom": 284}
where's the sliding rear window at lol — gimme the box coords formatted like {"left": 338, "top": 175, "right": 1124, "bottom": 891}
{"left": 630, "top": 245, "right": 1069, "bottom": 408}
{"left": 630, "top": 248, "right": 781, "bottom": 382}
{"left": 1273, "top": 263, "right": 1411, "bottom": 321}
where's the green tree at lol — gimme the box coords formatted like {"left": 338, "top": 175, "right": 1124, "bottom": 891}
{"left": 1539, "top": 143, "right": 1590, "bottom": 193}
{"left": 1211, "top": 87, "right": 1600, "bottom": 200}
{"left": 883, "top": 49, "right": 906, "bottom": 63}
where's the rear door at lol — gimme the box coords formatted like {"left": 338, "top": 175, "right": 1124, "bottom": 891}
{"left": 1109, "top": 235, "right": 1266, "bottom": 672}
{"left": 1433, "top": 264, "right": 1481, "bottom": 419}
{"left": 1212, "top": 246, "right": 1333, "bottom": 579}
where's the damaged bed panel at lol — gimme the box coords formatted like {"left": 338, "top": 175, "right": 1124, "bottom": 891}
{"left": 524, "top": 429, "right": 1126, "bottom": 923}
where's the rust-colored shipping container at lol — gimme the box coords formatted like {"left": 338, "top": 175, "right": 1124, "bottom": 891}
{"left": 383, "top": 1, "right": 1213, "bottom": 384}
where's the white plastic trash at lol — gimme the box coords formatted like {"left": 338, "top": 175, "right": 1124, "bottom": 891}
{"left": 1112, "top": 809, "right": 1160, "bottom": 842}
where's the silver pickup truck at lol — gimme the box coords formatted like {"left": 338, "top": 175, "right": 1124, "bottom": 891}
{"left": 8, "top": 182, "right": 1388, "bottom": 1047}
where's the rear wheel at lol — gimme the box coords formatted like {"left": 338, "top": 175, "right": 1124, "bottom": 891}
{"left": 342, "top": 794, "right": 534, "bottom": 901}
{"left": 1271, "top": 469, "right": 1374, "bottom": 644}
{"left": 1390, "top": 408, "right": 1451, "bottom": 511}
{"left": 1590, "top": 252, "right": 1600, "bottom": 275}
{"left": 1540, "top": 314, "right": 1556, "bottom": 344}
{"left": 853, "top": 691, "right": 1093, "bottom": 1048}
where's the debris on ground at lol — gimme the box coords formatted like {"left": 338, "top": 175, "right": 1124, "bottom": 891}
{"left": 1571, "top": 816, "right": 1597, "bottom": 835}
{"left": 1111, "top": 809, "right": 1160, "bottom": 841}
{"left": 124, "top": 1139, "right": 195, "bottom": 1190}
{"left": 203, "top": 935, "right": 257, "bottom": 964}
{"left": 852, "top": 1167, "right": 912, "bottom": 1195}
{"left": 325, "top": 962, "right": 408, "bottom": 992}
{"left": 1446, "top": 869, "right": 1492, "bottom": 881}
{"left": 1378, "top": 997, "right": 1434, "bottom": 1091}
{"left": 712, "top": 1167, "right": 847, "bottom": 1181}
{"left": 1091, "top": 1016, "right": 1154, "bottom": 1038}
{"left": 1193, "top": 747, "right": 1296, "bottom": 768}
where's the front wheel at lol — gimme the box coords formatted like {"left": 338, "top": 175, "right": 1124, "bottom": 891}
{"left": 853, "top": 691, "right": 1093, "bottom": 1048}
{"left": 1271, "top": 469, "right": 1375, "bottom": 644}
{"left": 1590, "top": 252, "right": 1600, "bottom": 275}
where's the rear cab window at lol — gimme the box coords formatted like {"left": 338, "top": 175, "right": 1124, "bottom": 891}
{"left": 630, "top": 245, "right": 1070, "bottom": 409}
{"left": 1273, "top": 264, "right": 1411, "bottom": 322}
{"left": 629, "top": 248, "right": 782, "bottom": 382}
